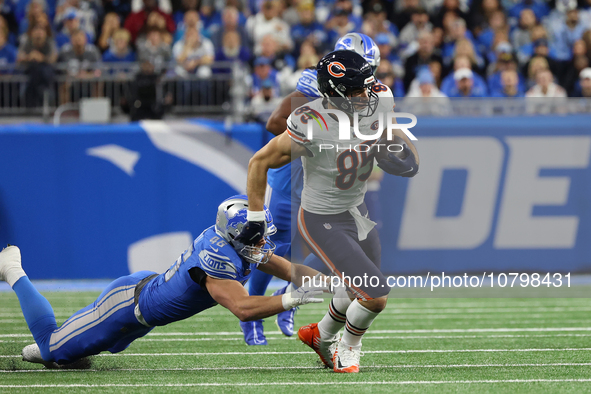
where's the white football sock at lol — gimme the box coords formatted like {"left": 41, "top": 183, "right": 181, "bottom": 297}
{"left": 317, "top": 285, "right": 352, "bottom": 340}
{"left": 341, "top": 299, "right": 379, "bottom": 347}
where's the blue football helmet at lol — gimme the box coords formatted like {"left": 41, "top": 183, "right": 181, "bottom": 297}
{"left": 335, "top": 33, "right": 381, "bottom": 75}
{"left": 215, "top": 195, "right": 276, "bottom": 264}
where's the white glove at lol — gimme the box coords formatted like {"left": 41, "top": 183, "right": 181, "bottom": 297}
{"left": 281, "top": 275, "right": 328, "bottom": 310}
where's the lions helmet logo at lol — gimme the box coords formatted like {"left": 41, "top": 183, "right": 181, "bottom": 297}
{"left": 328, "top": 61, "right": 346, "bottom": 78}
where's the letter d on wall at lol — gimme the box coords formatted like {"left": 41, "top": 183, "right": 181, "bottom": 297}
{"left": 398, "top": 137, "right": 503, "bottom": 249}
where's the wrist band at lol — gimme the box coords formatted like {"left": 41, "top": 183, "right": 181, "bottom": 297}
{"left": 247, "top": 210, "right": 266, "bottom": 222}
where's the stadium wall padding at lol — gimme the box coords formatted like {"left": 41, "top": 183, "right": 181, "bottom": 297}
{"left": 0, "top": 116, "right": 590, "bottom": 279}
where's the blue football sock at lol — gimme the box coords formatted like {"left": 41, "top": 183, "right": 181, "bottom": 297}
{"left": 12, "top": 277, "right": 57, "bottom": 360}
{"left": 248, "top": 269, "right": 273, "bottom": 296}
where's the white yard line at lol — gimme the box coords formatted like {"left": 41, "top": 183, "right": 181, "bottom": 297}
{"left": 2, "top": 379, "right": 591, "bottom": 387}
{"left": 2, "top": 363, "right": 591, "bottom": 373}
{"left": 3, "top": 348, "right": 591, "bottom": 358}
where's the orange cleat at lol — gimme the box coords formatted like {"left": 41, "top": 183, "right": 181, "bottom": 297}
{"left": 297, "top": 323, "right": 338, "bottom": 369}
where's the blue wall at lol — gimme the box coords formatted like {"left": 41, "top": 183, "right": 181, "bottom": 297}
{"left": 0, "top": 116, "right": 590, "bottom": 279}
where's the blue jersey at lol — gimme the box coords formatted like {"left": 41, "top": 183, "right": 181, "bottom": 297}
{"left": 138, "top": 226, "right": 256, "bottom": 326}
{"left": 267, "top": 68, "right": 320, "bottom": 202}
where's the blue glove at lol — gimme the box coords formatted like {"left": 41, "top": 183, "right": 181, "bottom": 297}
{"left": 377, "top": 144, "right": 419, "bottom": 177}
{"left": 234, "top": 221, "right": 265, "bottom": 246}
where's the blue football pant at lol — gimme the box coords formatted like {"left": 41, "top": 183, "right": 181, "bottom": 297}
{"left": 13, "top": 271, "right": 155, "bottom": 364}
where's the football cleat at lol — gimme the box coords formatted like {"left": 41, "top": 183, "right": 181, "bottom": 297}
{"left": 271, "top": 285, "right": 296, "bottom": 336}
{"left": 239, "top": 319, "right": 268, "bottom": 345}
{"left": 333, "top": 340, "right": 362, "bottom": 373}
{"left": 22, "top": 344, "right": 60, "bottom": 369}
{"left": 297, "top": 322, "right": 339, "bottom": 368}
{"left": 0, "top": 245, "right": 25, "bottom": 286}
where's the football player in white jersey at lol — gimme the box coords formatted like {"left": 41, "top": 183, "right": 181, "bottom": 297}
{"left": 235, "top": 50, "right": 419, "bottom": 373}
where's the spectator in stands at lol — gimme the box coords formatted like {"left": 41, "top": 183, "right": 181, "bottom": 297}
{"left": 406, "top": 69, "right": 448, "bottom": 97}
{"left": 208, "top": 6, "right": 247, "bottom": 49}
{"left": 18, "top": 0, "right": 46, "bottom": 37}
{"left": 258, "top": 34, "right": 295, "bottom": 72}
{"left": 577, "top": 67, "right": 591, "bottom": 97}
{"left": 522, "top": 34, "right": 560, "bottom": 78}
{"left": 375, "top": 58, "right": 405, "bottom": 97}
{"left": 279, "top": 48, "right": 318, "bottom": 94}
{"left": 404, "top": 30, "right": 442, "bottom": 90}
{"left": 492, "top": 69, "right": 524, "bottom": 97}
{"left": 138, "top": 11, "right": 173, "bottom": 46}
{"left": 453, "top": 37, "right": 485, "bottom": 75}
{"left": 508, "top": 0, "right": 549, "bottom": 24}
{"left": 172, "top": 25, "right": 213, "bottom": 77}
{"left": 124, "top": 0, "right": 174, "bottom": 43}
{"left": 362, "top": 2, "right": 399, "bottom": 42}
{"left": 326, "top": 7, "right": 356, "bottom": 47}
{"left": 375, "top": 33, "right": 400, "bottom": 66}
{"left": 399, "top": 7, "right": 432, "bottom": 52}
{"left": 391, "top": 0, "right": 419, "bottom": 32}
{"left": 246, "top": 0, "right": 292, "bottom": 55}
{"left": 511, "top": 9, "right": 536, "bottom": 50}
{"left": 476, "top": 9, "right": 508, "bottom": 55}
{"left": 432, "top": 0, "right": 469, "bottom": 29}
{"left": 442, "top": 18, "right": 479, "bottom": 68}
{"left": 213, "top": 30, "right": 250, "bottom": 73}
{"left": 526, "top": 55, "right": 549, "bottom": 88}
{"left": 468, "top": 0, "right": 501, "bottom": 36}
{"left": 446, "top": 67, "right": 488, "bottom": 97}
{"left": 0, "top": 20, "right": 16, "bottom": 66}
{"left": 582, "top": 29, "right": 591, "bottom": 60}
{"left": 54, "top": 9, "right": 87, "bottom": 48}
{"left": 172, "top": 9, "right": 200, "bottom": 44}
{"left": 138, "top": 27, "right": 172, "bottom": 70}
{"left": 0, "top": 2, "right": 17, "bottom": 49}
{"left": 58, "top": 28, "right": 100, "bottom": 76}
{"left": 526, "top": 69, "right": 567, "bottom": 97}
{"left": 251, "top": 56, "right": 278, "bottom": 96}
{"left": 17, "top": 21, "right": 57, "bottom": 106}
{"left": 440, "top": 55, "right": 488, "bottom": 94}
{"left": 54, "top": 0, "right": 99, "bottom": 43}
{"left": 249, "top": 78, "right": 282, "bottom": 123}
{"left": 552, "top": 8, "right": 587, "bottom": 61}
{"left": 290, "top": 0, "right": 325, "bottom": 54}
{"left": 97, "top": 12, "right": 121, "bottom": 52}
{"left": 102, "top": 28, "right": 135, "bottom": 62}
{"left": 565, "top": 50, "right": 590, "bottom": 95}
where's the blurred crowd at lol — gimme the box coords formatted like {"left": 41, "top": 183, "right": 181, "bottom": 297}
{"left": 1, "top": 0, "right": 591, "bottom": 111}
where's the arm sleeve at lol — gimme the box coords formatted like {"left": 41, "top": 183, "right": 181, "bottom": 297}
{"left": 295, "top": 69, "right": 321, "bottom": 98}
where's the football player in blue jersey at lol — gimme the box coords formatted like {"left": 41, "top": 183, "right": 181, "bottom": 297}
{"left": 241, "top": 33, "right": 382, "bottom": 346}
{"left": 0, "top": 195, "right": 328, "bottom": 368}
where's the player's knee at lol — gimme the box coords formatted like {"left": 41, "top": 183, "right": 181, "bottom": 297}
{"left": 359, "top": 296, "right": 388, "bottom": 313}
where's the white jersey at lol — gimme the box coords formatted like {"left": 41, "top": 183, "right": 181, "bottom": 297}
{"left": 287, "top": 84, "right": 395, "bottom": 215}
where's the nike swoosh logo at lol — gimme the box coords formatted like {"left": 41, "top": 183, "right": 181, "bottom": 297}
{"left": 211, "top": 246, "right": 219, "bottom": 252}
{"left": 400, "top": 167, "right": 414, "bottom": 174}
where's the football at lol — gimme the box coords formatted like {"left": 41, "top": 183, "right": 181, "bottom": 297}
{"left": 374, "top": 135, "right": 408, "bottom": 162}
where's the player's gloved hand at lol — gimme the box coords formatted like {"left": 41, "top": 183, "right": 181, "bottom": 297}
{"left": 234, "top": 211, "right": 266, "bottom": 246}
{"left": 281, "top": 274, "right": 328, "bottom": 310}
{"left": 377, "top": 143, "right": 419, "bottom": 177}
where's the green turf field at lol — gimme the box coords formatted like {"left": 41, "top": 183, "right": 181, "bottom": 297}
{"left": 2, "top": 290, "right": 591, "bottom": 393}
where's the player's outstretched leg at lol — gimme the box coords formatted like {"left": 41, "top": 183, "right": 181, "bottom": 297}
{"left": 298, "top": 285, "right": 351, "bottom": 368}
{"left": 0, "top": 245, "right": 60, "bottom": 367}
{"left": 333, "top": 298, "right": 385, "bottom": 373}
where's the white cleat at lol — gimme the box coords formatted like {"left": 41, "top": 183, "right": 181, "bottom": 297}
{"left": 333, "top": 341, "right": 362, "bottom": 373}
{"left": 22, "top": 344, "right": 60, "bottom": 369}
{"left": 0, "top": 245, "right": 26, "bottom": 286}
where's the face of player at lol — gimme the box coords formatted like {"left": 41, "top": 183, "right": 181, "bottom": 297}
{"left": 346, "top": 87, "right": 370, "bottom": 111}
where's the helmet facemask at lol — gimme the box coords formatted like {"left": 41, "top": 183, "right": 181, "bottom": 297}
{"left": 325, "top": 77, "right": 379, "bottom": 118}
